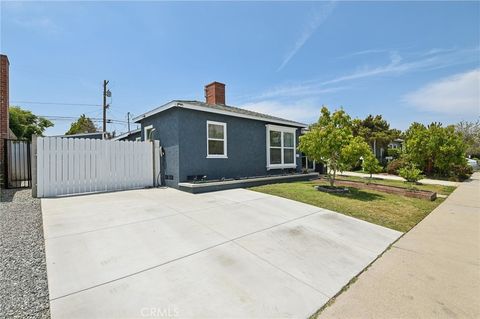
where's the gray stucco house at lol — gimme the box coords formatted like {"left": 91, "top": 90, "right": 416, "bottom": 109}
{"left": 133, "top": 82, "right": 308, "bottom": 188}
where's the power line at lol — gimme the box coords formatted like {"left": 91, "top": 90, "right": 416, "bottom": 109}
{"left": 11, "top": 100, "right": 101, "bottom": 107}
{"left": 39, "top": 115, "right": 129, "bottom": 124}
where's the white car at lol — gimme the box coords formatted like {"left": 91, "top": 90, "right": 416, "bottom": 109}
{"left": 466, "top": 158, "right": 478, "bottom": 169}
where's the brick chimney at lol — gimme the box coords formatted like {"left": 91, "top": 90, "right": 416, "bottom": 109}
{"left": 0, "top": 54, "right": 9, "bottom": 167}
{"left": 205, "top": 82, "right": 226, "bottom": 105}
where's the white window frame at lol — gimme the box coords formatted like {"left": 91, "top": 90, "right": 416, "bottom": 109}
{"left": 144, "top": 125, "right": 153, "bottom": 141}
{"left": 266, "top": 124, "right": 297, "bottom": 170}
{"left": 206, "top": 120, "right": 227, "bottom": 158}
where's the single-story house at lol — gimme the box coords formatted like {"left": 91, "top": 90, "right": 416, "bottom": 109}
{"left": 133, "top": 82, "right": 308, "bottom": 188}
{"left": 51, "top": 132, "right": 107, "bottom": 140}
{"left": 111, "top": 128, "right": 141, "bottom": 141}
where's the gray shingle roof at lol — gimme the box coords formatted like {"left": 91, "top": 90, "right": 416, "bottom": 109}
{"left": 174, "top": 100, "right": 306, "bottom": 127}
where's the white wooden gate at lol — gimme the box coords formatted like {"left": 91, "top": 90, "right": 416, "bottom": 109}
{"left": 33, "top": 137, "right": 160, "bottom": 198}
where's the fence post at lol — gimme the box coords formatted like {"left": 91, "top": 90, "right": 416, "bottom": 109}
{"left": 31, "top": 135, "right": 38, "bottom": 197}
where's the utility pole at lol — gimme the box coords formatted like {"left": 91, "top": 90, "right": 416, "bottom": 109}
{"left": 102, "top": 80, "right": 110, "bottom": 133}
{"left": 127, "top": 112, "right": 131, "bottom": 132}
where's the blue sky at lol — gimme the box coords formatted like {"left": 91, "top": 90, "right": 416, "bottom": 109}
{"left": 1, "top": 1, "right": 479, "bottom": 136}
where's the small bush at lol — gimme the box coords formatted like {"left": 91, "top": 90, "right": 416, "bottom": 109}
{"left": 387, "top": 147, "right": 402, "bottom": 159}
{"left": 399, "top": 164, "right": 423, "bottom": 183}
{"left": 362, "top": 153, "right": 382, "bottom": 179}
{"left": 386, "top": 159, "right": 405, "bottom": 175}
{"left": 451, "top": 164, "right": 473, "bottom": 181}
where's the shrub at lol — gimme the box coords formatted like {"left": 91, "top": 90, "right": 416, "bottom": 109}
{"left": 386, "top": 159, "right": 405, "bottom": 175}
{"left": 399, "top": 164, "right": 423, "bottom": 183}
{"left": 451, "top": 164, "right": 473, "bottom": 181}
{"left": 362, "top": 153, "right": 382, "bottom": 179}
{"left": 386, "top": 147, "right": 402, "bottom": 159}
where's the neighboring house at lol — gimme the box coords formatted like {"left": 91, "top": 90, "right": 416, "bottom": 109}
{"left": 111, "top": 128, "right": 141, "bottom": 141}
{"left": 371, "top": 138, "right": 404, "bottom": 162}
{"left": 51, "top": 132, "right": 106, "bottom": 139}
{"left": 388, "top": 138, "right": 404, "bottom": 150}
{"left": 133, "top": 82, "right": 307, "bottom": 188}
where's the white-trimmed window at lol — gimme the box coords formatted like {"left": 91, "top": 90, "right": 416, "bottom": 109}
{"left": 207, "top": 121, "right": 227, "bottom": 158}
{"left": 266, "top": 124, "right": 297, "bottom": 169}
{"left": 144, "top": 125, "right": 154, "bottom": 141}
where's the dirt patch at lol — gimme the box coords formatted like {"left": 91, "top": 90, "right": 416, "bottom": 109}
{"left": 317, "top": 178, "right": 437, "bottom": 201}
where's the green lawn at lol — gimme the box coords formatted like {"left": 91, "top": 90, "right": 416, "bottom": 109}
{"left": 250, "top": 178, "right": 455, "bottom": 232}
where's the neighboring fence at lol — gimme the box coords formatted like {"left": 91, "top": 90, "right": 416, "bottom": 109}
{"left": 3, "top": 139, "right": 32, "bottom": 188}
{"left": 33, "top": 136, "right": 160, "bottom": 198}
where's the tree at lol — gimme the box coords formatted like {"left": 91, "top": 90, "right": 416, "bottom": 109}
{"left": 455, "top": 120, "right": 480, "bottom": 158}
{"left": 362, "top": 152, "right": 382, "bottom": 180}
{"left": 398, "top": 163, "right": 423, "bottom": 186}
{"left": 66, "top": 114, "right": 97, "bottom": 135}
{"left": 352, "top": 114, "right": 401, "bottom": 159}
{"left": 298, "top": 106, "right": 372, "bottom": 186}
{"left": 9, "top": 106, "right": 53, "bottom": 140}
{"left": 404, "top": 122, "right": 466, "bottom": 175}
{"left": 386, "top": 147, "right": 402, "bottom": 160}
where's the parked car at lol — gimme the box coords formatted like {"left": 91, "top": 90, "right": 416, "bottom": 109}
{"left": 466, "top": 158, "right": 478, "bottom": 169}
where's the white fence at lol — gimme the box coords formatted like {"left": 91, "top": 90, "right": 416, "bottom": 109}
{"left": 33, "top": 137, "right": 160, "bottom": 198}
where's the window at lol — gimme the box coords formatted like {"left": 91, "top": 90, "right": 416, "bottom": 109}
{"left": 207, "top": 121, "right": 227, "bottom": 158}
{"left": 301, "top": 154, "right": 316, "bottom": 171}
{"left": 144, "top": 125, "right": 154, "bottom": 141}
{"left": 266, "top": 124, "right": 297, "bottom": 169}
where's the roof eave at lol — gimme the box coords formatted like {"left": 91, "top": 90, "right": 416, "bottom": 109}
{"left": 134, "top": 101, "right": 307, "bottom": 128}
{"left": 132, "top": 101, "right": 178, "bottom": 123}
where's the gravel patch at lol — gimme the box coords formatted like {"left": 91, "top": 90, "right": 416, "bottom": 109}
{"left": 0, "top": 188, "right": 50, "bottom": 318}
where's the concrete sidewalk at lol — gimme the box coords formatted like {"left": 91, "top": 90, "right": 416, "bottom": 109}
{"left": 318, "top": 172, "right": 480, "bottom": 318}
{"left": 340, "top": 171, "right": 460, "bottom": 187}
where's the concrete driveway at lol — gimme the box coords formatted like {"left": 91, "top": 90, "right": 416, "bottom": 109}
{"left": 42, "top": 188, "right": 401, "bottom": 318}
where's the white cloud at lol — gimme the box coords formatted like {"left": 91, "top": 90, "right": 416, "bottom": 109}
{"left": 322, "top": 48, "right": 479, "bottom": 86}
{"left": 277, "top": 1, "right": 336, "bottom": 71}
{"left": 258, "top": 85, "right": 346, "bottom": 99}
{"left": 247, "top": 47, "right": 480, "bottom": 102}
{"left": 404, "top": 69, "right": 480, "bottom": 115}
{"left": 240, "top": 99, "right": 322, "bottom": 124}
{"left": 337, "top": 48, "right": 391, "bottom": 59}
{"left": 13, "top": 17, "right": 60, "bottom": 33}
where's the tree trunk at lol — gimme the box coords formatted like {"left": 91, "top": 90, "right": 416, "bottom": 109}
{"left": 426, "top": 158, "right": 433, "bottom": 174}
{"left": 331, "top": 166, "right": 336, "bottom": 187}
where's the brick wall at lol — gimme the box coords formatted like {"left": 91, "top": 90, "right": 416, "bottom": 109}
{"left": 0, "top": 54, "right": 10, "bottom": 168}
